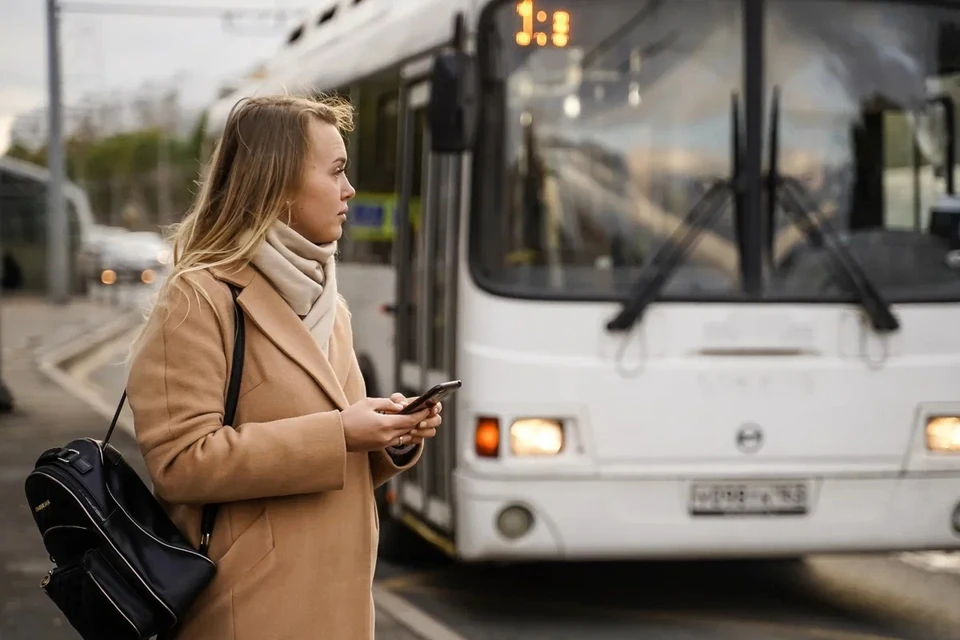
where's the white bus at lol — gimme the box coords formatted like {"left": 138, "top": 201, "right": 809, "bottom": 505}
{"left": 206, "top": 0, "right": 960, "bottom": 561}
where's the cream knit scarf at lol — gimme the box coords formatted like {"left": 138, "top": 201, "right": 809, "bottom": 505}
{"left": 250, "top": 221, "right": 338, "bottom": 355}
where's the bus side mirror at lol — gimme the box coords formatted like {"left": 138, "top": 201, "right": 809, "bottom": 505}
{"left": 428, "top": 52, "right": 478, "bottom": 154}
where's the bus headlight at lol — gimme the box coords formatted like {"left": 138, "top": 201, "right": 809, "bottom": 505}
{"left": 100, "top": 269, "right": 116, "bottom": 285}
{"left": 510, "top": 418, "right": 563, "bottom": 456}
{"left": 926, "top": 416, "right": 960, "bottom": 453}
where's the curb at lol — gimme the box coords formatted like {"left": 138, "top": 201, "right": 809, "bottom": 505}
{"left": 35, "top": 311, "right": 142, "bottom": 436}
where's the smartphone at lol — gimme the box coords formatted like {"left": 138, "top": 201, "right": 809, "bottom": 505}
{"left": 399, "top": 380, "right": 462, "bottom": 415}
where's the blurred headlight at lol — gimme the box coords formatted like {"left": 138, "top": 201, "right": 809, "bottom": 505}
{"left": 510, "top": 418, "right": 563, "bottom": 456}
{"left": 157, "top": 249, "right": 171, "bottom": 265}
{"left": 926, "top": 416, "right": 960, "bottom": 453}
{"left": 100, "top": 270, "right": 116, "bottom": 285}
{"left": 141, "top": 269, "right": 156, "bottom": 285}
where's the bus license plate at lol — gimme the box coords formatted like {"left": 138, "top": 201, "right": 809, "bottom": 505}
{"left": 689, "top": 482, "right": 808, "bottom": 516}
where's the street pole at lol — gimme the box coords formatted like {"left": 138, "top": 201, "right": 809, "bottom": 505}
{"left": 46, "top": 0, "right": 70, "bottom": 304}
{"left": 158, "top": 131, "right": 172, "bottom": 225}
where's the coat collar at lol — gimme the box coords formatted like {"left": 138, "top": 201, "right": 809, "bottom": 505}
{"left": 211, "top": 263, "right": 350, "bottom": 410}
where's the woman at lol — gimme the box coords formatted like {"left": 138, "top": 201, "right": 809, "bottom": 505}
{"left": 126, "top": 94, "right": 441, "bottom": 640}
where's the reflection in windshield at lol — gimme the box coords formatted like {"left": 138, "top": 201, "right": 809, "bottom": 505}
{"left": 766, "top": 0, "right": 960, "bottom": 301}
{"left": 475, "top": 0, "right": 744, "bottom": 298}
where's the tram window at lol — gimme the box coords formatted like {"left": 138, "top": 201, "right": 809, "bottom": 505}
{"left": 66, "top": 199, "right": 83, "bottom": 248}
{"left": 1, "top": 173, "right": 44, "bottom": 243}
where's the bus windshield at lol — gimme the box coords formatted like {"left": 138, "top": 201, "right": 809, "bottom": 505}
{"left": 472, "top": 0, "right": 960, "bottom": 303}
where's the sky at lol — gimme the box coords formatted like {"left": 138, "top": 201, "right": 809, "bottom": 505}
{"left": 0, "top": 0, "right": 305, "bottom": 152}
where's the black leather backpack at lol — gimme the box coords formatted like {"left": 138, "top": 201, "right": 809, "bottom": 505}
{"left": 23, "top": 285, "right": 245, "bottom": 640}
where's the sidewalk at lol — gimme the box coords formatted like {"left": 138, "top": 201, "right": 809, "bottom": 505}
{"left": 0, "top": 297, "right": 138, "bottom": 639}
{"left": 0, "top": 296, "right": 422, "bottom": 640}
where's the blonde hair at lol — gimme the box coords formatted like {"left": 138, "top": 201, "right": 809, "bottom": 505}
{"left": 132, "top": 94, "right": 354, "bottom": 352}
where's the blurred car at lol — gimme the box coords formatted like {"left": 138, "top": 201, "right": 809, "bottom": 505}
{"left": 98, "top": 231, "right": 171, "bottom": 287}
{"left": 76, "top": 225, "right": 129, "bottom": 291}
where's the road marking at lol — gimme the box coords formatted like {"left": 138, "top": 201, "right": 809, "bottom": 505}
{"left": 898, "top": 552, "right": 960, "bottom": 574}
{"left": 6, "top": 559, "right": 52, "bottom": 577}
{"left": 374, "top": 585, "right": 468, "bottom": 640}
{"left": 805, "top": 555, "right": 960, "bottom": 634}
{"left": 384, "top": 583, "right": 906, "bottom": 640}
{"left": 65, "top": 325, "right": 141, "bottom": 381}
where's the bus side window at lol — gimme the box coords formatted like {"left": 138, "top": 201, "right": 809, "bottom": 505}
{"left": 344, "top": 75, "right": 403, "bottom": 266}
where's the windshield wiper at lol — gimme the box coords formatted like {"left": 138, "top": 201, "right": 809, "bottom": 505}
{"left": 606, "top": 94, "right": 741, "bottom": 333}
{"left": 766, "top": 86, "right": 900, "bottom": 334}
{"left": 605, "top": 181, "right": 733, "bottom": 331}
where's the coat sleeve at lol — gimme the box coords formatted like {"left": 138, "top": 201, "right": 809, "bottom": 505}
{"left": 369, "top": 446, "right": 423, "bottom": 490}
{"left": 334, "top": 297, "right": 424, "bottom": 489}
{"left": 127, "top": 273, "right": 347, "bottom": 505}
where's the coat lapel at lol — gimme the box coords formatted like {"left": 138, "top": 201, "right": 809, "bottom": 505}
{"left": 327, "top": 304, "right": 355, "bottom": 388}
{"left": 212, "top": 264, "right": 350, "bottom": 411}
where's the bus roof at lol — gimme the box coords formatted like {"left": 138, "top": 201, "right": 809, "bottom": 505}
{"left": 206, "top": 0, "right": 481, "bottom": 137}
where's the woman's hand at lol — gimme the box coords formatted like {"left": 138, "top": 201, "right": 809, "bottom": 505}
{"left": 340, "top": 398, "right": 432, "bottom": 452}
{"left": 387, "top": 392, "right": 442, "bottom": 447}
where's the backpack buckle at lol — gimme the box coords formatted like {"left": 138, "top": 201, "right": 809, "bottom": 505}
{"left": 57, "top": 448, "right": 92, "bottom": 474}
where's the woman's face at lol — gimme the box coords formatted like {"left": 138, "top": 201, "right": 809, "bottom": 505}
{"left": 289, "top": 119, "right": 356, "bottom": 244}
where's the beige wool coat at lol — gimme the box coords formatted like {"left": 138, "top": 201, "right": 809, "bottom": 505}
{"left": 126, "top": 264, "right": 421, "bottom": 640}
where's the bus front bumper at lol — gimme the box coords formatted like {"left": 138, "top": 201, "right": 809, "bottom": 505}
{"left": 453, "top": 471, "right": 960, "bottom": 561}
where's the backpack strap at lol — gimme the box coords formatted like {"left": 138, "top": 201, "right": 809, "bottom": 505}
{"left": 103, "top": 283, "right": 246, "bottom": 557}
{"left": 199, "top": 285, "right": 245, "bottom": 554}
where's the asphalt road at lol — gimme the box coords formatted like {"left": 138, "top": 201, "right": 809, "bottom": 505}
{"left": 373, "top": 552, "right": 960, "bottom": 640}
{"left": 79, "top": 323, "right": 960, "bottom": 640}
